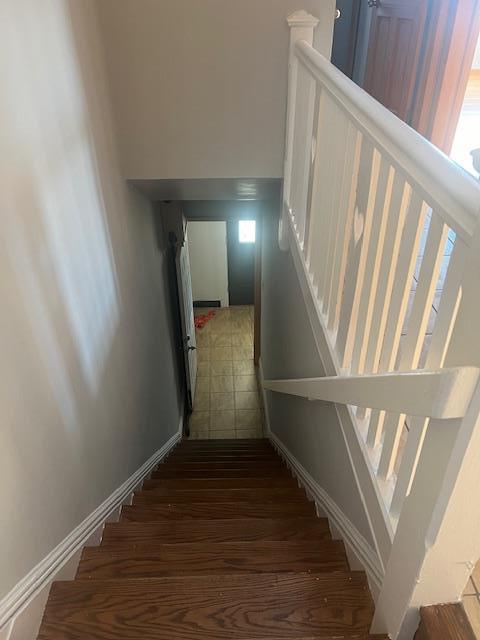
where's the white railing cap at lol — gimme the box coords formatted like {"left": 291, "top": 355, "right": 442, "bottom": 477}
{"left": 286, "top": 10, "right": 319, "bottom": 28}
{"left": 263, "top": 367, "right": 480, "bottom": 420}
{"left": 294, "top": 40, "right": 480, "bottom": 242}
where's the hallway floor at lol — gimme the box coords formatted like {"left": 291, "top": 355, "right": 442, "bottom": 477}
{"left": 189, "top": 305, "right": 264, "bottom": 439}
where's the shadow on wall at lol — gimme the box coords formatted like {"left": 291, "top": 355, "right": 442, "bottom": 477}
{"left": 1, "top": 0, "right": 120, "bottom": 401}
{"left": 0, "top": 0, "right": 181, "bottom": 610}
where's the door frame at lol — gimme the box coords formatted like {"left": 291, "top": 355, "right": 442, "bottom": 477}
{"left": 364, "top": 0, "right": 429, "bottom": 122}
{"left": 409, "top": 0, "right": 480, "bottom": 152}
{"left": 171, "top": 231, "right": 196, "bottom": 418}
{"left": 352, "top": 0, "right": 480, "bottom": 153}
{"left": 185, "top": 213, "right": 262, "bottom": 366}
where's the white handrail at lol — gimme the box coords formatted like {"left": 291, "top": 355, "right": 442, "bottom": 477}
{"left": 279, "top": 14, "right": 480, "bottom": 637}
{"left": 294, "top": 40, "right": 480, "bottom": 242}
{"left": 264, "top": 367, "right": 479, "bottom": 421}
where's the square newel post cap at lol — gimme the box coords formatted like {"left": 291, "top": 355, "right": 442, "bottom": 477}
{"left": 286, "top": 10, "right": 319, "bottom": 29}
{"left": 286, "top": 10, "right": 319, "bottom": 47}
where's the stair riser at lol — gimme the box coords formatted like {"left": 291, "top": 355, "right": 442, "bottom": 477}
{"left": 167, "top": 454, "right": 279, "bottom": 462}
{"left": 179, "top": 439, "right": 269, "bottom": 445}
{"left": 158, "top": 462, "right": 285, "bottom": 471}
{"left": 101, "top": 518, "right": 331, "bottom": 546}
{"left": 121, "top": 502, "right": 315, "bottom": 521}
{"left": 143, "top": 477, "right": 297, "bottom": 490}
{"left": 77, "top": 543, "right": 348, "bottom": 579}
{"left": 133, "top": 489, "right": 305, "bottom": 504}
{"left": 39, "top": 574, "right": 374, "bottom": 640}
{"left": 151, "top": 469, "right": 291, "bottom": 479}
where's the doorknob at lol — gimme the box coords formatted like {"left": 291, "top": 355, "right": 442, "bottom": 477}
{"left": 368, "top": 0, "right": 379, "bottom": 7}
{"left": 188, "top": 346, "right": 196, "bottom": 352}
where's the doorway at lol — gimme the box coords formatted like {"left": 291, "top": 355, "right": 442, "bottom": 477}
{"left": 185, "top": 215, "right": 263, "bottom": 440}
{"left": 450, "top": 33, "right": 480, "bottom": 178}
{"left": 227, "top": 219, "right": 256, "bottom": 306}
{"left": 333, "top": 0, "right": 480, "bottom": 154}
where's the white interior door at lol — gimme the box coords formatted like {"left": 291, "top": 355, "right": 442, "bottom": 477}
{"left": 177, "top": 230, "right": 197, "bottom": 401}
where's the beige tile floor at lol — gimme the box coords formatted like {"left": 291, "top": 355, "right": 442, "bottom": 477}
{"left": 189, "top": 305, "right": 264, "bottom": 440}
{"left": 463, "top": 562, "right": 480, "bottom": 636}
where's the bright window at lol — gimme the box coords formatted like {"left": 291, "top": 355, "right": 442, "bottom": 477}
{"left": 238, "top": 220, "right": 256, "bottom": 243}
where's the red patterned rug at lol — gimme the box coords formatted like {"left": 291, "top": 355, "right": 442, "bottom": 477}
{"left": 194, "top": 310, "right": 216, "bottom": 329}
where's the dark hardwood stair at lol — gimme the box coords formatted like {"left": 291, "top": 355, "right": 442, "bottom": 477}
{"left": 151, "top": 466, "right": 292, "bottom": 478}
{"left": 101, "top": 517, "right": 332, "bottom": 546}
{"left": 37, "top": 438, "right": 385, "bottom": 640}
{"left": 121, "top": 499, "right": 315, "bottom": 521}
{"left": 76, "top": 540, "right": 349, "bottom": 578}
{"left": 143, "top": 476, "right": 298, "bottom": 490}
{"left": 132, "top": 487, "right": 306, "bottom": 503}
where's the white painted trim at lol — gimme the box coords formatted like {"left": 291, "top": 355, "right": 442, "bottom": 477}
{"left": 286, "top": 10, "right": 319, "bottom": 29}
{"left": 294, "top": 41, "right": 480, "bottom": 242}
{"left": 0, "top": 419, "right": 182, "bottom": 639}
{"left": 268, "top": 430, "right": 384, "bottom": 593}
{"left": 263, "top": 366, "right": 480, "bottom": 420}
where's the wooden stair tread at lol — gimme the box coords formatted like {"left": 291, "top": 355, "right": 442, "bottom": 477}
{"left": 101, "top": 517, "right": 332, "bottom": 546}
{"left": 158, "top": 460, "right": 285, "bottom": 470}
{"left": 37, "top": 439, "right": 383, "bottom": 640}
{"left": 38, "top": 573, "right": 374, "bottom": 639}
{"left": 133, "top": 488, "right": 306, "bottom": 504}
{"left": 168, "top": 453, "right": 280, "bottom": 461}
{"left": 177, "top": 444, "right": 273, "bottom": 451}
{"left": 152, "top": 467, "right": 291, "bottom": 478}
{"left": 143, "top": 476, "right": 297, "bottom": 490}
{"left": 121, "top": 501, "right": 315, "bottom": 521}
{"left": 415, "top": 603, "right": 476, "bottom": 639}
{"left": 176, "top": 445, "right": 274, "bottom": 453}
{"left": 77, "top": 540, "right": 348, "bottom": 578}
{"left": 179, "top": 438, "right": 271, "bottom": 445}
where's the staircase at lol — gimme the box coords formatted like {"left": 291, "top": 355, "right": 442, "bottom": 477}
{"left": 37, "top": 439, "right": 386, "bottom": 639}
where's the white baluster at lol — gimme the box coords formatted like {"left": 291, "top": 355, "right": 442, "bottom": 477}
{"left": 364, "top": 173, "right": 411, "bottom": 446}
{"left": 307, "top": 93, "right": 337, "bottom": 299}
{"left": 290, "top": 66, "right": 316, "bottom": 248}
{"left": 327, "top": 125, "right": 362, "bottom": 332}
{"left": 350, "top": 157, "right": 392, "bottom": 375}
{"left": 378, "top": 213, "right": 449, "bottom": 480}
{"left": 336, "top": 140, "right": 380, "bottom": 370}
{"left": 320, "top": 108, "right": 353, "bottom": 319}
{"left": 279, "top": 11, "right": 319, "bottom": 251}
{"left": 390, "top": 240, "right": 467, "bottom": 516}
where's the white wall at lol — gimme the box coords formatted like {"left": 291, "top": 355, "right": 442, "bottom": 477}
{"left": 187, "top": 221, "right": 229, "bottom": 307}
{"left": 0, "top": 0, "right": 181, "bottom": 617}
{"left": 95, "top": 0, "right": 336, "bottom": 180}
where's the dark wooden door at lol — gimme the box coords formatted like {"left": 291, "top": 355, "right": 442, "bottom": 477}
{"left": 363, "top": 0, "right": 429, "bottom": 121}
{"left": 226, "top": 219, "right": 255, "bottom": 306}
{"left": 331, "top": 0, "right": 361, "bottom": 78}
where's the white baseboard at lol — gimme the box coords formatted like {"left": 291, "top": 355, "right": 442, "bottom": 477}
{"left": 0, "top": 420, "right": 182, "bottom": 640}
{"left": 268, "top": 429, "right": 384, "bottom": 597}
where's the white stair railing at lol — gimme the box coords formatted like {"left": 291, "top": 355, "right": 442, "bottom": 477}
{"left": 276, "top": 12, "right": 480, "bottom": 639}
{"left": 263, "top": 367, "right": 480, "bottom": 421}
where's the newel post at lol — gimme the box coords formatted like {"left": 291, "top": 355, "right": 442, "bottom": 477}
{"left": 279, "top": 10, "right": 319, "bottom": 251}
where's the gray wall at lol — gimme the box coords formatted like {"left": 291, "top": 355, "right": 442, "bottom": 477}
{"left": 0, "top": 0, "right": 181, "bottom": 601}
{"left": 261, "top": 204, "right": 374, "bottom": 545}
{"left": 95, "top": 0, "right": 336, "bottom": 180}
